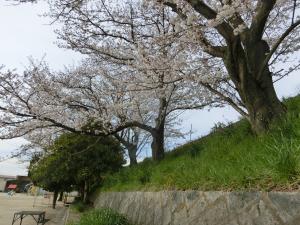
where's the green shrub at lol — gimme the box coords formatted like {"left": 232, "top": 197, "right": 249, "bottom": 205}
{"left": 72, "top": 208, "right": 133, "bottom": 225}
{"left": 210, "top": 122, "right": 228, "bottom": 134}
{"left": 188, "top": 144, "right": 203, "bottom": 158}
{"left": 71, "top": 201, "right": 90, "bottom": 213}
{"left": 138, "top": 166, "right": 151, "bottom": 184}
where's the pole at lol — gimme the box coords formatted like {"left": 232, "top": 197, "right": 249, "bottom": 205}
{"left": 189, "top": 124, "right": 192, "bottom": 141}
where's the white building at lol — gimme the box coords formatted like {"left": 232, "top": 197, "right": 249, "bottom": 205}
{"left": 0, "top": 175, "right": 16, "bottom": 192}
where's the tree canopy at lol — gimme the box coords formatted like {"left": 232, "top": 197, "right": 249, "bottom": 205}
{"left": 29, "top": 133, "right": 124, "bottom": 206}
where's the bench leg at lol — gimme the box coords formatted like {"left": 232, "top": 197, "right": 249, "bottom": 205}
{"left": 20, "top": 215, "right": 24, "bottom": 225}
{"left": 41, "top": 213, "right": 46, "bottom": 225}
{"left": 11, "top": 214, "right": 17, "bottom": 225}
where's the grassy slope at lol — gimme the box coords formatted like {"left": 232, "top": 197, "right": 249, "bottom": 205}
{"left": 100, "top": 95, "right": 300, "bottom": 192}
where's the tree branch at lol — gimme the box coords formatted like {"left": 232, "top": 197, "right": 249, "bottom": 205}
{"left": 250, "top": 0, "right": 276, "bottom": 41}
{"left": 258, "top": 19, "right": 300, "bottom": 80}
{"left": 185, "top": 0, "right": 234, "bottom": 40}
{"left": 199, "top": 82, "right": 249, "bottom": 119}
{"left": 164, "top": 0, "right": 234, "bottom": 40}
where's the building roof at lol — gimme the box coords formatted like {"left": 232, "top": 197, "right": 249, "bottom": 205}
{"left": 0, "top": 175, "right": 16, "bottom": 179}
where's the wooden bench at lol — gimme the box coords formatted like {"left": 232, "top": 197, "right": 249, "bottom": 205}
{"left": 12, "top": 211, "right": 46, "bottom": 225}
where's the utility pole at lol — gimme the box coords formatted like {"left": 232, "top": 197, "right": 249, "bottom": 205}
{"left": 189, "top": 124, "right": 192, "bottom": 141}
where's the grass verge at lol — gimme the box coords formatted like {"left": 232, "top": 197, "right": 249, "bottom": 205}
{"left": 68, "top": 208, "right": 134, "bottom": 225}
{"left": 70, "top": 201, "right": 91, "bottom": 213}
{"left": 100, "top": 95, "right": 300, "bottom": 192}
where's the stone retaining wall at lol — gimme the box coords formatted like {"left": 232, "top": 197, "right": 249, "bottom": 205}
{"left": 93, "top": 191, "right": 300, "bottom": 225}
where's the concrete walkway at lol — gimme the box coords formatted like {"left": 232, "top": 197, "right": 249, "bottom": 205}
{"left": 0, "top": 193, "right": 67, "bottom": 225}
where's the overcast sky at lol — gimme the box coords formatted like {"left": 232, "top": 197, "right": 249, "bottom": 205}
{"left": 0, "top": 0, "right": 299, "bottom": 176}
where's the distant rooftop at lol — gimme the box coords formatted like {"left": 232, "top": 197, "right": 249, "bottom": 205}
{"left": 0, "top": 175, "right": 16, "bottom": 179}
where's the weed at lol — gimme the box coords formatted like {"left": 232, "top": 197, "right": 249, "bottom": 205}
{"left": 71, "top": 208, "right": 133, "bottom": 225}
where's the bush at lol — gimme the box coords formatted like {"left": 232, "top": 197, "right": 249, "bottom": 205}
{"left": 72, "top": 208, "right": 133, "bottom": 225}
{"left": 188, "top": 144, "right": 203, "bottom": 158}
{"left": 138, "top": 166, "right": 151, "bottom": 184}
{"left": 71, "top": 201, "right": 90, "bottom": 213}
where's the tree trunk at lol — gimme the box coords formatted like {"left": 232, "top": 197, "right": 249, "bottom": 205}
{"left": 224, "top": 39, "right": 286, "bottom": 134}
{"left": 80, "top": 184, "right": 85, "bottom": 202}
{"left": 128, "top": 146, "right": 138, "bottom": 166}
{"left": 52, "top": 190, "right": 59, "bottom": 209}
{"left": 83, "top": 180, "right": 89, "bottom": 203}
{"left": 151, "top": 126, "right": 165, "bottom": 161}
{"left": 241, "top": 74, "right": 286, "bottom": 134}
{"left": 113, "top": 131, "right": 139, "bottom": 166}
{"left": 58, "top": 191, "right": 64, "bottom": 201}
{"left": 150, "top": 92, "right": 167, "bottom": 161}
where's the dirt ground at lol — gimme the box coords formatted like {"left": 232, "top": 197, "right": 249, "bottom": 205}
{"left": 0, "top": 193, "right": 67, "bottom": 225}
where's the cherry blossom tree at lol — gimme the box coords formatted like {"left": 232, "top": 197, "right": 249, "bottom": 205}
{"left": 12, "top": 0, "right": 300, "bottom": 136}
{"left": 114, "top": 128, "right": 150, "bottom": 166}
{"left": 0, "top": 55, "right": 214, "bottom": 161}
{"left": 43, "top": 0, "right": 217, "bottom": 160}
{"left": 156, "top": 0, "right": 300, "bottom": 134}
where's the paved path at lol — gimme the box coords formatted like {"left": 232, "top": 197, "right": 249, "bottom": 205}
{"left": 0, "top": 193, "right": 67, "bottom": 225}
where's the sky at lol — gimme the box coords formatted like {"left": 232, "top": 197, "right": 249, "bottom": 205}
{"left": 0, "top": 0, "right": 299, "bottom": 176}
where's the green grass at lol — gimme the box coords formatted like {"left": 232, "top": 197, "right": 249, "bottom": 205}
{"left": 68, "top": 208, "right": 134, "bottom": 225}
{"left": 70, "top": 200, "right": 91, "bottom": 213}
{"left": 100, "top": 95, "right": 300, "bottom": 192}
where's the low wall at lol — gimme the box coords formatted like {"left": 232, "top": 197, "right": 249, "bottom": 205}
{"left": 93, "top": 191, "right": 300, "bottom": 225}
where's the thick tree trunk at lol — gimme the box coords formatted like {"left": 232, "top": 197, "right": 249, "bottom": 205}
{"left": 150, "top": 93, "right": 167, "bottom": 161}
{"left": 241, "top": 73, "right": 286, "bottom": 134}
{"left": 128, "top": 146, "right": 138, "bottom": 166}
{"left": 225, "top": 39, "right": 286, "bottom": 134}
{"left": 151, "top": 126, "right": 165, "bottom": 161}
{"left": 52, "top": 190, "right": 59, "bottom": 209}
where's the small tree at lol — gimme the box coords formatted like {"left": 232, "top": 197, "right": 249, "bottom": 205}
{"left": 29, "top": 133, "right": 124, "bottom": 205}
{"left": 29, "top": 153, "right": 73, "bottom": 208}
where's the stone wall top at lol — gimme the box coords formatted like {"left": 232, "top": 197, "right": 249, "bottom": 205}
{"left": 93, "top": 191, "right": 300, "bottom": 225}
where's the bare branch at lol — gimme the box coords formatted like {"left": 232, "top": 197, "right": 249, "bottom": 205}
{"left": 258, "top": 19, "right": 300, "bottom": 80}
